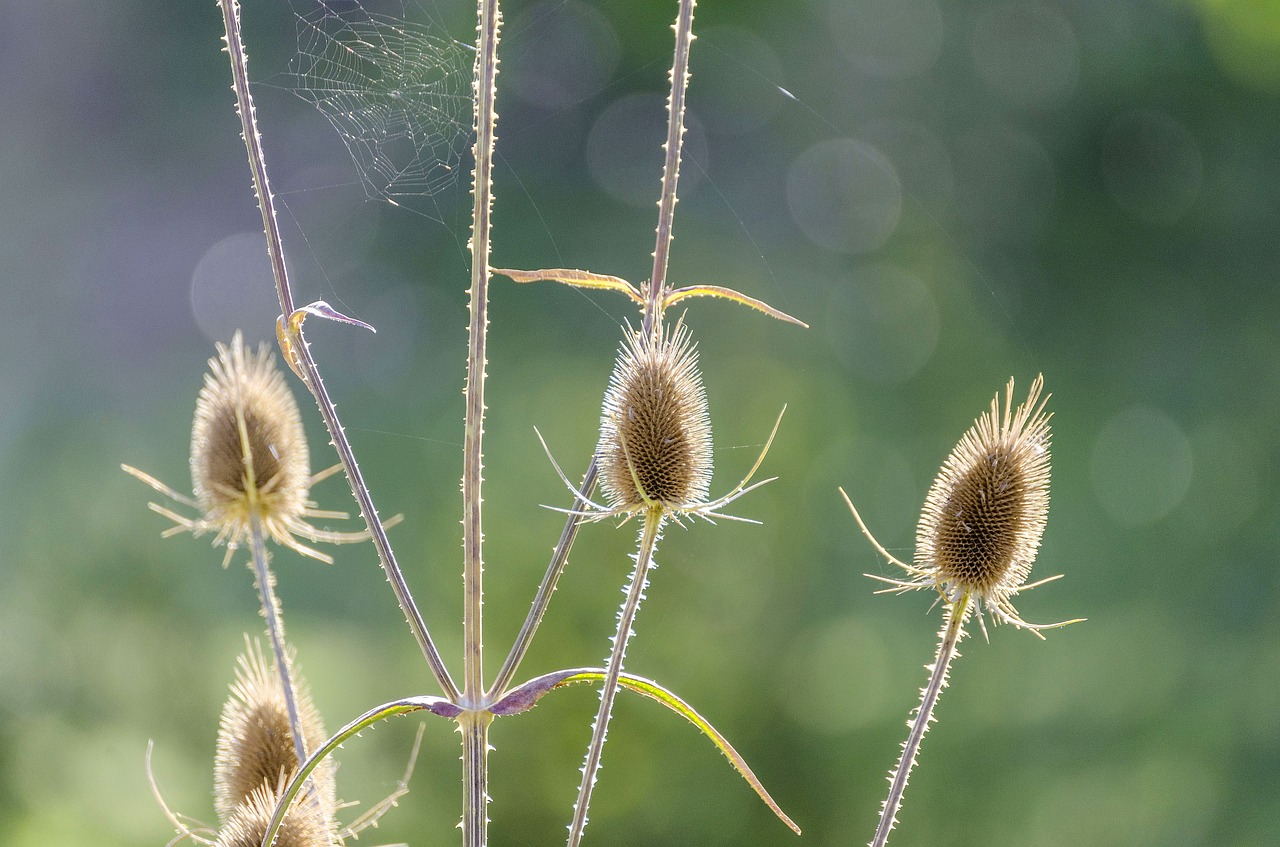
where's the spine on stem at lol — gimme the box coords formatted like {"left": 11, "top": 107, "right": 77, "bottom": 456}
{"left": 462, "top": 0, "right": 503, "bottom": 846}
{"left": 567, "top": 508, "right": 665, "bottom": 847}
{"left": 870, "top": 598, "right": 969, "bottom": 847}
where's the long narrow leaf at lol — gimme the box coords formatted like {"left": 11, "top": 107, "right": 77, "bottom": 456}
{"left": 493, "top": 267, "right": 644, "bottom": 304}
{"left": 663, "top": 284, "right": 808, "bottom": 328}
{"left": 494, "top": 668, "right": 800, "bottom": 835}
{"left": 259, "top": 695, "right": 459, "bottom": 847}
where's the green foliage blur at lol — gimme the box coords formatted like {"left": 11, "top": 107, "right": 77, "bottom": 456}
{"left": 2, "top": 0, "right": 1278, "bottom": 845}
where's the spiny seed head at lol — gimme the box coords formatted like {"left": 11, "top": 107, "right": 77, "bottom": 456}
{"left": 192, "top": 331, "right": 311, "bottom": 549}
{"left": 214, "top": 640, "right": 334, "bottom": 823}
{"left": 917, "top": 374, "right": 1051, "bottom": 621}
{"left": 214, "top": 781, "right": 337, "bottom": 847}
{"left": 597, "top": 322, "right": 712, "bottom": 513}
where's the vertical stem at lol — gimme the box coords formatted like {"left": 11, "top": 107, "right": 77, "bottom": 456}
{"left": 869, "top": 596, "right": 970, "bottom": 847}
{"left": 248, "top": 515, "right": 306, "bottom": 765}
{"left": 461, "top": 709, "right": 494, "bottom": 847}
{"left": 296, "top": 350, "right": 459, "bottom": 700}
{"left": 567, "top": 506, "right": 665, "bottom": 847}
{"left": 462, "top": 2, "right": 502, "bottom": 846}
{"left": 217, "top": 0, "right": 459, "bottom": 700}
{"left": 464, "top": 0, "right": 501, "bottom": 704}
{"left": 218, "top": 0, "right": 294, "bottom": 317}
{"left": 643, "top": 0, "right": 697, "bottom": 340}
{"left": 489, "top": 460, "right": 599, "bottom": 699}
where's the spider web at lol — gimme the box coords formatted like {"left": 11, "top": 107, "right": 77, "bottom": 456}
{"left": 290, "top": 1, "right": 474, "bottom": 210}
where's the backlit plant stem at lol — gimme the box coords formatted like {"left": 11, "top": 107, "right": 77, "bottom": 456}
{"left": 870, "top": 594, "right": 970, "bottom": 847}
{"left": 567, "top": 506, "right": 665, "bottom": 847}
{"left": 247, "top": 515, "right": 306, "bottom": 765}
{"left": 462, "top": 0, "right": 502, "bottom": 844}
{"left": 216, "top": 0, "right": 458, "bottom": 701}
{"left": 489, "top": 460, "right": 599, "bottom": 698}
{"left": 644, "top": 0, "right": 697, "bottom": 339}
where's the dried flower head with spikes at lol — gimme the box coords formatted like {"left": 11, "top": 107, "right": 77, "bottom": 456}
{"left": 214, "top": 639, "right": 334, "bottom": 822}
{"left": 844, "top": 375, "right": 1080, "bottom": 636}
{"left": 540, "top": 321, "right": 783, "bottom": 525}
{"left": 214, "top": 781, "right": 336, "bottom": 847}
{"left": 598, "top": 322, "right": 713, "bottom": 512}
{"left": 123, "top": 331, "right": 380, "bottom": 566}
{"left": 917, "top": 374, "right": 1052, "bottom": 622}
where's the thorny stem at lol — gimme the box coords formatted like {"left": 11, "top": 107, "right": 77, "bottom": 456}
{"left": 870, "top": 595, "right": 971, "bottom": 847}
{"left": 218, "top": 0, "right": 293, "bottom": 318}
{"left": 247, "top": 515, "right": 306, "bottom": 765}
{"left": 644, "top": 0, "right": 697, "bottom": 341}
{"left": 490, "top": 460, "right": 599, "bottom": 699}
{"left": 465, "top": 0, "right": 501, "bottom": 706}
{"left": 461, "top": 709, "right": 494, "bottom": 847}
{"left": 295, "top": 350, "right": 459, "bottom": 700}
{"left": 216, "top": 0, "right": 459, "bottom": 701}
{"left": 462, "top": 0, "right": 502, "bottom": 846}
{"left": 567, "top": 506, "right": 665, "bottom": 847}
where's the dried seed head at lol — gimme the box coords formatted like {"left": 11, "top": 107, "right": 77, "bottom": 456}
{"left": 916, "top": 374, "right": 1051, "bottom": 624}
{"left": 192, "top": 331, "right": 310, "bottom": 551}
{"left": 214, "top": 781, "right": 337, "bottom": 847}
{"left": 123, "top": 332, "right": 389, "bottom": 565}
{"left": 597, "top": 323, "right": 713, "bottom": 512}
{"left": 214, "top": 640, "right": 334, "bottom": 822}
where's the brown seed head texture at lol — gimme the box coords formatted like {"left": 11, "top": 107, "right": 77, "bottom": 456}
{"left": 214, "top": 641, "right": 334, "bottom": 822}
{"left": 597, "top": 323, "right": 713, "bottom": 512}
{"left": 917, "top": 375, "right": 1051, "bottom": 620}
{"left": 214, "top": 781, "right": 336, "bottom": 847}
{"left": 192, "top": 331, "right": 310, "bottom": 551}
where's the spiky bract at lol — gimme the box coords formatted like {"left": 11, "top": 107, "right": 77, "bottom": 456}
{"left": 915, "top": 375, "right": 1052, "bottom": 629}
{"left": 214, "top": 641, "right": 334, "bottom": 822}
{"left": 597, "top": 323, "right": 712, "bottom": 513}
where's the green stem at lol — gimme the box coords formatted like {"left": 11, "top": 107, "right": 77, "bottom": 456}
{"left": 461, "top": 709, "right": 494, "bottom": 847}
{"left": 643, "top": 0, "right": 697, "bottom": 339}
{"left": 567, "top": 506, "right": 665, "bottom": 847}
{"left": 247, "top": 515, "right": 306, "bottom": 766}
{"left": 489, "top": 459, "right": 599, "bottom": 699}
{"left": 461, "top": 1, "right": 502, "bottom": 845}
{"left": 217, "top": 0, "right": 293, "bottom": 317}
{"left": 216, "top": 0, "right": 458, "bottom": 700}
{"left": 870, "top": 595, "right": 970, "bottom": 847}
{"left": 464, "top": 0, "right": 501, "bottom": 704}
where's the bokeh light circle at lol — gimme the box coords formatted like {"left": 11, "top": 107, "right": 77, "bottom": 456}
{"left": 190, "top": 232, "right": 280, "bottom": 346}
{"left": 826, "top": 263, "right": 939, "bottom": 384}
{"left": 787, "top": 138, "right": 902, "bottom": 254}
{"left": 586, "top": 94, "right": 709, "bottom": 208}
{"left": 1102, "top": 110, "right": 1204, "bottom": 224}
{"left": 1090, "top": 405, "right": 1193, "bottom": 527}
{"left": 970, "top": 1, "right": 1081, "bottom": 110}
{"left": 827, "top": 0, "right": 945, "bottom": 79}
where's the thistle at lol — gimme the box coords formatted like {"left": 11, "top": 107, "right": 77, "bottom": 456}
{"left": 840, "top": 375, "right": 1082, "bottom": 847}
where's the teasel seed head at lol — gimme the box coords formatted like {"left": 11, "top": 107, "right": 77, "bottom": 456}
{"left": 917, "top": 374, "right": 1050, "bottom": 616}
{"left": 214, "top": 639, "right": 334, "bottom": 823}
{"left": 845, "top": 374, "right": 1080, "bottom": 637}
{"left": 214, "top": 781, "right": 337, "bottom": 847}
{"left": 192, "top": 331, "right": 311, "bottom": 554}
{"left": 597, "top": 322, "right": 713, "bottom": 513}
{"left": 123, "top": 331, "right": 389, "bottom": 565}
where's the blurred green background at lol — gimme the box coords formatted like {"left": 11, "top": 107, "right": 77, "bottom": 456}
{"left": 2, "top": 0, "right": 1278, "bottom": 844}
